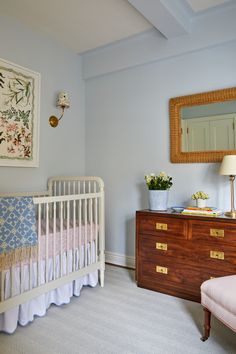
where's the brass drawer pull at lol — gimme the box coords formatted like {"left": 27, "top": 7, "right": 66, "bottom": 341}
{"left": 210, "top": 250, "right": 224, "bottom": 260}
{"left": 156, "top": 266, "right": 168, "bottom": 274}
{"left": 210, "top": 229, "right": 224, "bottom": 238}
{"left": 156, "top": 242, "right": 168, "bottom": 251}
{"left": 156, "top": 223, "right": 168, "bottom": 231}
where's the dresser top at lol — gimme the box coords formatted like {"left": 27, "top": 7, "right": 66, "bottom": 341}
{"left": 136, "top": 209, "right": 236, "bottom": 223}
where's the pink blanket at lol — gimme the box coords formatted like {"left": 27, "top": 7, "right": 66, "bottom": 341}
{"left": 38, "top": 219, "right": 98, "bottom": 259}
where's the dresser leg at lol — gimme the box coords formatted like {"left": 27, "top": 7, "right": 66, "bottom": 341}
{"left": 201, "top": 307, "right": 211, "bottom": 341}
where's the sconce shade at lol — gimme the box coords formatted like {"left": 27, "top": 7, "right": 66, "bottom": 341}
{"left": 219, "top": 155, "right": 236, "bottom": 175}
{"left": 57, "top": 92, "right": 70, "bottom": 108}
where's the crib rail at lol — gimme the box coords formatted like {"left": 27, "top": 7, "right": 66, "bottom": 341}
{"left": 0, "top": 176, "right": 105, "bottom": 315}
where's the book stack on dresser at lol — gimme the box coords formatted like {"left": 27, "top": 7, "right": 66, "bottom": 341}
{"left": 136, "top": 210, "right": 236, "bottom": 302}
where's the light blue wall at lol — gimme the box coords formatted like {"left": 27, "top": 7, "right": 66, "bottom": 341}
{"left": 0, "top": 16, "right": 85, "bottom": 193}
{"left": 85, "top": 40, "right": 236, "bottom": 258}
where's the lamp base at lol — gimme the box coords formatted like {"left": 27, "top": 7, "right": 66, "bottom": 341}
{"left": 224, "top": 210, "right": 236, "bottom": 218}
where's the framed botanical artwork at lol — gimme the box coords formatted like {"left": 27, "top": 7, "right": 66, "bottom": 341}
{"left": 0, "top": 58, "right": 40, "bottom": 167}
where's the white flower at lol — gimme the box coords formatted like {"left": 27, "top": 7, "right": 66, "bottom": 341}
{"left": 144, "top": 171, "right": 173, "bottom": 190}
{"left": 159, "top": 172, "right": 168, "bottom": 180}
{"left": 159, "top": 172, "right": 166, "bottom": 177}
{"left": 191, "top": 191, "right": 209, "bottom": 200}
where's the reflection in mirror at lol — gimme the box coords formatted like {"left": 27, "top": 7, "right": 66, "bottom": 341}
{"left": 170, "top": 87, "right": 236, "bottom": 163}
{"left": 181, "top": 100, "right": 236, "bottom": 152}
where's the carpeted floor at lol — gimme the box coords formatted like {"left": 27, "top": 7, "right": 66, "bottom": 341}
{"left": 0, "top": 265, "right": 235, "bottom": 354}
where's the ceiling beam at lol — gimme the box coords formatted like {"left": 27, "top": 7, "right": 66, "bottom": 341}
{"left": 128, "top": 0, "right": 191, "bottom": 38}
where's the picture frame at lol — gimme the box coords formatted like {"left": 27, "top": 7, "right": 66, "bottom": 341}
{"left": 0, "top": 58, "right": 40, "bottom": 167}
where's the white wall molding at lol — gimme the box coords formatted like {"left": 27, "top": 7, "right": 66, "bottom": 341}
{"left": 105, "top": 251, "right": 135, "bottom": 269}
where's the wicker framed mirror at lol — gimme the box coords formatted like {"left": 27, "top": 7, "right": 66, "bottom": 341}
{"left": 170, "top": 87, "right": 236, "bottom": 163}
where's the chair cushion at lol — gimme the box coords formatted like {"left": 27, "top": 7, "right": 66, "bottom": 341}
{"left": 201, "top": 275, "right": 236, "bottom": 332}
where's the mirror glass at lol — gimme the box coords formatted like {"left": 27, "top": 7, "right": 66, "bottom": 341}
{"left": 181, "top": 100, "right": 236, "bottom": 152}
{"left": 170, "top": 87, "right": 236, "bottom": 163}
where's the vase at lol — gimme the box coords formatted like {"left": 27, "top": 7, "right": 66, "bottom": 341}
{"left": 196, "top": 199, "right": 206, "bottom": 208}
{"left": 148, "top": 190, "right": 169, "bottom": 211}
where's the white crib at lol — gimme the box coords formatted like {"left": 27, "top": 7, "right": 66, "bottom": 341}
{"left": 0, "top": 176, "right": 105, "bottom": 333}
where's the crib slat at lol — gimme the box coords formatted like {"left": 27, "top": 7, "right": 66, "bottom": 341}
{"left": 79, "top": 199, "right": 82, "bottom": 269}
{"left": 95, "top": 195, "right": 98, "bottom": 263}
{"left": 10, "top": 266, "right": 14, "bottom": 297}
{"left": 60, "top": 201, "right": 63, "bottom": 277}
{"left": 29, "top": 258, "right": 33, "bottom": 291}
{"left": 38, "top": 204, "right": 42, "bottom": 287}
{"left": 45, "top": 203, "right": 49, "bottom": 284}
{"left": 73, "top": 200, "right": 76, "bottom": 272}
{"left": 53, "top": 202, "right": 56, "bottom": 280}
{"left": 84, "top": 198, "right": 87, "bottom": 267}
{"left": 93, "top": 182, "right": 98, "bottom": 262}
{"left": 63, "top": 182, "right": 66, "bottom": 218}
{"left": 54, "top": 181, "right": 57, "bottom": 196}
{"left": 20, "top": 263, "right": 24, "bottom": 294}
{"left": 1, "top": 271, "right": 5, "bottom": 301}
{"left": 89, "top": 197, "right": 93, "bottom": 265}
{"left": 66, "top": 200, "right": 70, "bottom": 275}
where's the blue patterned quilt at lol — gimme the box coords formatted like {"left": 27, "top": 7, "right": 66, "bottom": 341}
{"left": 0, "top": 196, "right": 37, "bottom": 255}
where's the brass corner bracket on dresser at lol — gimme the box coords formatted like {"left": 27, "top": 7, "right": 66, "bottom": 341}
{"left": 136, "top": 210, "right": 236, "bottom": 303}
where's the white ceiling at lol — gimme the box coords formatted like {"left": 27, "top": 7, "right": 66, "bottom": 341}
{"left": 0, "top": 0, "right": 234, "bottom": 54}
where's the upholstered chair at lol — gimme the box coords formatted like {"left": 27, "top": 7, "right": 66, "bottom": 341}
{"left": 200, "top": 275, "right": 236, "bottom": 341}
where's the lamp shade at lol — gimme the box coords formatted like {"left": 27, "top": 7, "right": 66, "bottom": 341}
{"left": 219, "top": 155, "right": 236, "bottom": 175}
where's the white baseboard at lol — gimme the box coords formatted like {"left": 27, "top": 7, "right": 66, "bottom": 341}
{"left": 105, "top": 251, "right": 135, "bottom": 269}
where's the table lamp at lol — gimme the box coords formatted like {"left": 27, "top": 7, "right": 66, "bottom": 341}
{"left": 219, "top": 155, "right": 236, "bottom": 218}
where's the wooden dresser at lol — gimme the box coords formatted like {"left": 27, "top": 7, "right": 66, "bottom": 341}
{"left": 136, "top": 210, "right": 236, "bottom": 302}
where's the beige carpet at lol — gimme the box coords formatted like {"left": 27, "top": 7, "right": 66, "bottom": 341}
{"left": 0, "top": 265, "right": 235, "bottom": 354}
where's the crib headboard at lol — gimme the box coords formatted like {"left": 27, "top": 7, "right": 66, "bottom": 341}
{"left": 48, "top": 176, "right": 104, "bottom": 196}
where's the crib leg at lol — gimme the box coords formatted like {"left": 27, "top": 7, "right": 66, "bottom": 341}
{"left": 99, "top": 269, "right": 105, "bottom": 287}
{"left": 201, "top": 307, "right": 211, "bottom": 341}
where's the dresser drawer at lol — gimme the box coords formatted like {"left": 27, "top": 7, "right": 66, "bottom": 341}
{"left": 189, "top": 241, "right": 236, "bottom": 271}
{"left": 139, "top": 234, "right": 190, "bottom": 264}
{"left": 137, "top": 259, "right": 202, "bottom": 300}
{"left": 138, "top": 215, "right": 187, "bottom": 239}
{"left": 190, "top": 220, "right": 236, "bottom": 244}
{"left": 137, "top": 258, "right": 236, "bottom": 302}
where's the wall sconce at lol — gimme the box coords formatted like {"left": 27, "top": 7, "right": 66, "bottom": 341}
{"left": 49, "top": 92, "right": 70, "bottom": 128}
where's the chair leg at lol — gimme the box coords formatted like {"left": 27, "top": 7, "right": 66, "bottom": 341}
{"left": 201, "top": 307, "right": 211, "bottom": 341}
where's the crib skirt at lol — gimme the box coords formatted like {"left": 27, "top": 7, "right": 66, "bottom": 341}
{"left": 0, "top": 243, "right": 98, "bottom": 334}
